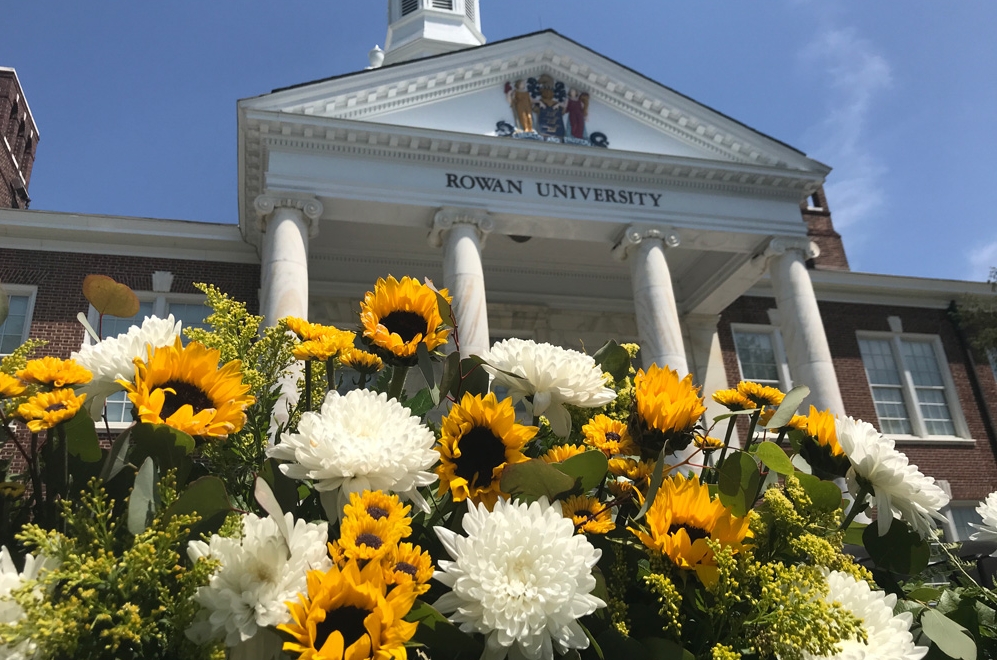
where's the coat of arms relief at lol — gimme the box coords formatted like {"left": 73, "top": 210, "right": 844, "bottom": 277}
{"left": 497, "top": 74, "right": 609, "bottom": 148}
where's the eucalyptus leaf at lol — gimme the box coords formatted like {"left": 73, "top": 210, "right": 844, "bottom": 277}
{"left": 100, "top": 427, "right": 132, "bottom": 482}
{"left": 128, "top": 423, "right": 196, "bottom": 487}
{"left": 500, "top": 459, "right": 578, "bottom": 502}
{"left": 82, "top": 274, "right": 140, "bottom": 318}
{"left": 762, "top": 384, "right": 810, "bottom": 428}
{"left": 592, "top": 340, "right": 631, "bottom": 382}
{"left": 127, "top": 457, "right": 158, "bottom": 535}
{"left": 794, "top": 472, "right": 843, "bottom": 512}
{"left": 405, "top": 600, "right": 483, "bottom": 657}
{"left": 635, "top": 447, "right": 667, "bottom": 520}
{"left": 402, "top": 388, "right": 436, "bottom": 417}
{"left": 755, "top": 441, "right": 795, "bottom": 475}
{"left": 921, "top": 609, "right": 976, "bottom": 660}
{"left": 262, "top": 458, "right": 300, "bottom": 515}
{"left": 863, "top": 519, "right": 930, "bottom": 575}
{"left": 166, "top": 476, "right": 231, "bottom": 539}
{"left": 457, "top": 357, "right": 489, "bottom": 398}
{"left": 712, "top": 409, "right": 759, "bottom": 423}
{"left": 717, "top": 451, "right": 760, "bottom": 517}
{"left": 63, "top": 409, "right": 102, "bottom": 463}
{"left": 554, "top": 451, "right": 609, "bottom": 493}
{"left": 254, "top": 477, "right": 291, "bottom": 547}
{"left": 640, "top": 638, "right": 695, "bottom": 660}
{"left": 440, "top": 351, "right": 461, "bottom": 400}
{"left": 416, "top": 343, "right": 440, "bottom": 405}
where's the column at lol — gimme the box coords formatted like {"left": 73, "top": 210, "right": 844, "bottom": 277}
{"left": 429, "top": 208, "right": 493, "bottom": 359}
{"left": 613, "top": 224, "right": 689, "bottom": 375}
{"left": 254, "top": 194, "right": 323, "bottom": 326}
{"left": 766, "top": 237, "right": 845, "bottom": 415}
{"left": 686, "top": 313, "right": 739, "bottom": 446}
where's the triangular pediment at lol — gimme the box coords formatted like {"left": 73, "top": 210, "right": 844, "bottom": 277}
{"left": 241, "top": 31, "right": 827, "bottom": 173}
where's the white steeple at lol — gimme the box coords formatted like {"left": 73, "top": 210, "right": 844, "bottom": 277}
{"left": 383, "top": 0, "right": 485, "bottom": 66}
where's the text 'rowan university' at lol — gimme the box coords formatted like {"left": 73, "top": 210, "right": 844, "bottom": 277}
{"left": 445, "top": 173, "right": 662, "bottom": 207}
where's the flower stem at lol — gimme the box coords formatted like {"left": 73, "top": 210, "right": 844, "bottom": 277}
{"left": 839, "top": 482, "right": 871, "bottom": 531}
{"left": 304, "top": 360, "right": 312, "bottom": 411}
{"left": 387, "top": 365, "right": 409, "bottom": 401}
{"left": 742, "top": 409, "right": 763, "bottom": 454}
{"left": 326, "top": 357, "right": 336, "bottom": 393}
{"left": 710, "top": 417, "right": 738, "bottom": 484}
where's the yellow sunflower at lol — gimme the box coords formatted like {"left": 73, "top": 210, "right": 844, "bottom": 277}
{"left": 339, "top": 348, "right": 383, "bottom": 374}
{"left": 711, "top": 388, "right": 757, "bottom": 411}
{"left": 736, "top": 381, "right": 785, "bottom": 407}
{"left": 607, "top": 457, "right": 657, "bottom": 499}
{"left": 436, "top": 392, "right": 536, "bottom": 508}
{"left": 118, "top": 338, "right": 254, "bottom": 439}
{"left": 798, "top": 406, "right": 850, "bottom": 479}
{"left": 632, "top": 365, "right": 706, "bottom": 457}
{"left": 338, "top": 515, "right": 407, "bottom": 564}
{"left": 17, "top": 389, "right": 87, "bottom": 433}
{"left": 342, "top": 491, "right": 412, "bottom": 538}
{"left": 694, "top": 435, "right": 724, "bottom": 451}
{"left": 0, "top": 373, "right": 26, "bottom": 399}
{"left": 293, "top": 329, "right": 357, "bottom": 362}
{"left": 285, "top": 316, "right": 336, "bottom": 341}
{"left": 561, "top": 495, "right": 615, "bottom": 534}
{"left": 328, "top": 540, "right": 347, "bottom": 568}
{"left": 279, "top": 560, "right": 417, "bottom": 660}
{"left": 629, "top": 473, "right": 751, "bottom": 587}
{"left": 17, "top": 356, "right": 92, "bottom": 389}
{"left": 785, "top": 414, "right": 809, "bottom": 432}
{"left": 540, "top": 443, "right": 588, "bottom": 464}
{"left": 381, "top": 542, "right": 434, "bottom": 594}
{"left": 581, "top": 414, "right": 638, "bottom": 456}
{"left": 360, "top": 276, "right": 452, "bottom": 362}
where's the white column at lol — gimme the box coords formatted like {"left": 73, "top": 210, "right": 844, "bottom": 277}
{"left": 254, "top": 194, "right": 323, "bottom": 326}
{"left": 686, "top": 313, "right": 739, "bottom": 446}
{"left": 766, "top": 237, "right": 845, "bottom": 415}
{"left": 429, "top": 208, "right": 493, "bottom": 359}
{"left": 613, "top": 224, "right": 689, "bottom": 375}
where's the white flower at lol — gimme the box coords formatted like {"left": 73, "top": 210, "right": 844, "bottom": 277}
{"left": 835, "top": 417, "right": 949, "bottom": 538}
{"left": 71, "top": 314, "right": 182, "bottom": 420}
{"left": 186, "top": 512, "right": 331, "bottom": 647}
{"left": 0, "top": 546, "right": 53, "bottom": 660}
{"left": 434, "top": 497, "right": 605, "bottom": 660}
{"left": 806, "top": 570, "right": 928, "bottom": 660}
{"left": 481, "top": 338, "right": 616, "bottom": 437}
{"left": 268, "top": 389, "right": 438, "bottom": 515}
{"left": 970, "top": 491, "right": 997, "bottom": 542}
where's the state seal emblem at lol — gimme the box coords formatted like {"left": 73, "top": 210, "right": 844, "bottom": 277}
{"left": 498, "top": 75, "right": 608, "bottom": 148}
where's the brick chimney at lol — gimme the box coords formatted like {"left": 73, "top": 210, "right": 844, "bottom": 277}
{"left": 802, "top": 186, "right": 849, "bottom": 270}
{"left": 0, "top": 68, "right": 39, "bottom": 210}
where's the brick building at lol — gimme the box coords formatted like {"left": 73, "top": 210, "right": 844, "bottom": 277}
{"left": 0, "top": 68, "right": 38, "bottom": 210}
{"left": 1, "top": 2, "right": 995, "bottom": 539}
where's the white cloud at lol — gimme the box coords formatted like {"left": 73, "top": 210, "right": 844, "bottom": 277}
{"left": 801, "top": 27, "right": 892, "bottom": 230}
{"left": 968, "top": 239, "right": 997, "bottom": 282}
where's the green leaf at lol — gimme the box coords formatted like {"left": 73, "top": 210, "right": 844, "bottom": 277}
{"left": 863, "top": 519, "right": 930, "bottom": 575}
{"left": 63, "top": 409, "right": 102, "bottom": 462}
{"left": 711, "top": 409, "right": 759, "bottom": 423}
{"left": 405, "top": 600, "right": 483, "bottom": 657}
{"left": 717, "top": 451, "right": 760, "bottom": 517}
{"left": 842, "top": 522, "right": 867, "bottom": 546}
{"left": 763, "top": 384, "right": 811, "bottom": 428}
{"left": 594, "top": 629, "right": 652, "bottom": 660}
{"left": 166, "top": 476, "right": 231, "bottom": 539}
{"left": 262, "top": 458, "right": 299, "bottom": 515}
{"left": 440, "top": 351, "right": 462, "bottom": 400}
{"left": 458, "top": 357, "right": 489, "bottom": 398}
{"left": 127, "top": 457, "right": 158, "bottom": 535}
{"left": 921, "top": 609, "right": 977, "bottom": 660}
{"left": 254, "top": 476, "right": 290, "bottom": 544}
{"left": 907, "top": 587, "right": 943, "bottom": 603}
{"left": 416, "top": 343, "right": 440, "bottom": 405}
{"left": 402, "top": 388, "right": 436, "bottom": 417}
{"left": 640, "top": 638, "right": 695, "bottom": 660}
{"left": 500, "top": 459, "right": 578, "bottom": 502}
{"left": 555, "top": 451, "right": 609, "bottom": 493}
{"left": 635, "top": 447, "right": 668, "bottom": 520}
{"left": 592, "top": 340, "right": 631, "bottom": 382}
{"left": 755, "top": 441, "right": 795, "bottom": 475}
{"left": 128, "top": 423, "right": 196, "bottom": 486}
{"left": 100, "top": 426, "right": 132, "bottom": 482}
{"left": 423, "top": 278, "right": 454, "bottom": 327}
{"left": 795, "top": 472, "right": 843, "bottom": 512}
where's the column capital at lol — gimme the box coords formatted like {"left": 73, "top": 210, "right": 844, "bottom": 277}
{"left": 764, "top": 236, "right": 821, "bottom": 261}
{"left": 254, "top": 193, "right": 324, "bottom": 237}
{"left": 428, "top": 207, "right": 494, "bottom": 248}
{"left": 612, "top": 223, "right": 680, "bottom": 261}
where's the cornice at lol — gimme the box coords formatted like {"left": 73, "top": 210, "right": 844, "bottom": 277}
{"left": 612, "top": 223, "right": 681, "bottom": 261}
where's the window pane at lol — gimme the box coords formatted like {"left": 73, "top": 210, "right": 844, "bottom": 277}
{"left": 167, "top": 302, "right": 211, "bottom": 333}
{"left": 917, "top": 388, "right": 955, "bottom": 436}
{"left": 899, "top": 340, "right": 956, "bottom": 436}
{"left": 100, "top": 301, "right": 155, "bottom": 339}
{"left": 950, "top": 505, "right": 984, "bottom": 542}
{"left": 858, "top": 338, "right": 902, "bottom": 385}
{"left": 733, "top": 331, "right": 780, "bottom": 384}
{"left": 870, "top": 386, "right": 913, "bottom": 435}
{"left": 901, "top": 340, "right": 945, "bottom": 387}
{"left": 0, "top": 294, "right": 30, "bottom": 355}
{"left": 103, "top": 390, "right": 133, "bottom": 424}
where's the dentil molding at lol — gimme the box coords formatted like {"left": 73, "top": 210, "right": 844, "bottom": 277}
{"left": 253, "top": 193, "right": 324, "bottom": 238}
{"left": 612, "top": 223, "right": 681, "bottom": 261}
{"left": 428, "top": 207, "right": 495, "bottom": 248}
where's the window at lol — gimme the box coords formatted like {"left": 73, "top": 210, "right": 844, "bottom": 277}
{"left": 731, "top": 325, "right": 791, "bottom": 391}
{"left": 947, "top": 503, "right": 984, "bottom": 542}
{"left": 857, "top": 333, "right": 967, "bottom": 439}
{"left": 0, "top": 285, "right": 36, "bottom": 356}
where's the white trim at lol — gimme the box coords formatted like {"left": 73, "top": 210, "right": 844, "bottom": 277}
{"left": 730, "top": 322, "right": 792, "bottom": 391}
{"left": 0, "top": 283, "right": 37, "bottom": 356}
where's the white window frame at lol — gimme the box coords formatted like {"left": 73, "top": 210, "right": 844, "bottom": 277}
{"left": 730, "top": 323, "right": 793, "bottom": 392}
{"left": 856, "top": 331, "right": 971, "bottom": 442}
{"left": 0, "top": 284, "right": 37, "bottom": 356}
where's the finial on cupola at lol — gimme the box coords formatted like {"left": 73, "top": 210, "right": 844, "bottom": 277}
{"left": 382, "top": 0, "right": 485, "bottom": 66}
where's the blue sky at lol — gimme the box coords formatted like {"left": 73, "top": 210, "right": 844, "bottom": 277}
{"left": 5, "top": 2, "right": 996, "bottom": 281}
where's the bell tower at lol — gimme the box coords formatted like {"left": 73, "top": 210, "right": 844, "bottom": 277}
{"left": 382, "top": 0, "right": 485, "bottom": 66}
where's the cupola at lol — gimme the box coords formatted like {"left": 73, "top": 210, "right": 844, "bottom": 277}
{"left": 382, "top": 0, "right": 485, "bottom": 66}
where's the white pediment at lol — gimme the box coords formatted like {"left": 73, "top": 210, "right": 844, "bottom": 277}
{"left": 241, "top": 31, "right": 828, "bottom": 174}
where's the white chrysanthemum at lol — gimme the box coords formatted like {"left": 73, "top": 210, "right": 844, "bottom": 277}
{"left": 835, "top": 416, "right": 949, "bottom": 538}
{"left": 186, "top": 512, "right": 331, "bottom": 648}
{"left": 0, "top": 546, "right": 52, "bottom": 660}
{"left": 434, "top": 497, "right": 605, "bottom": 660}
{"left": 806, "top": 570, "right": 928, "bottom": 660}
{"left": 268, "top": 389, "right": 438, "bottom": 514}
{"left": 71, "top": 314, "right": 182, "bottom": 420}
{"left": 481, "top": 338, "right": 616, "bottom": 437}
{"left": 970, "top": 491, "right": 997, "bottom": 542}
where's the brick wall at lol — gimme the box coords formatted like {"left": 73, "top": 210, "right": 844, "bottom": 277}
{"left": 0, "top": 70, "right": 39, "bottom": 209}
{"left": 720, "top": 295, "right": 997, "bottom": 501}
{"left": 801, "top": 186, "right": 850, "bottom": 271}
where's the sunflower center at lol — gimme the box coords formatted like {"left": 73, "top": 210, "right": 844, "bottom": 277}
{"left": 46, "top": 403, "right": 68, "bottom": 413}
{"left": 604, "top": 431, "right": 621, "bottom": 442}
{"left": 454, "top": 426, "right": 507, "bottom": 489}
{"left": 395, "top": 561, "right": 418, "bottom": 577}
{"left": 356, "top": 533, "right": 383, "bottom": 550}
{"left": 160, "top": 379, "right": 214, "bottom": 418}
{"left": 575, "top": 509, "right": 592, "bottom": 519}
{"left": 366, "top": 505, "right": 389, "bottom": 520}
{"left": 380, "top": 311, "right": 428, "bottom": 343}
{"left": 668, "top": 523, "right": 710, "bottom": 543}
{"left": 314, "top": 605, "right": 371, "bottom": 651}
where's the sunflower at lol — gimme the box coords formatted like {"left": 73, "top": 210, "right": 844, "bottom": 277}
{"left": 359, "top": 276, "right": 452, "bottom": 363}
{"left": 381, "top": 542, "right": 433, "bottom": 594}
{"left": 541, "top": 444, "right": 588, "bottom": 464}
{"left": 607, "top": 458, "right": 657, "bottom": 499}
{"left": 631, "top": 365, "right": 706, "bottom": 457}
{"left": 118, "top": 338, "right": 254, "bottom": 439}
{"left": 338, "top": 515, "right": 406, "bottom": 564}
{"left": 293, "top": 329, "right": 357, "bottom": 362}
{"left": 338, "top": 348, "right": 383, "bottom": 374}
{"left": 342, "top": 491, "right": 411, "bottom": 536}
{"left": 279, "top": 560, "right": 417, "bottom": 660}
{"left": 581, "top": 414, "right": 638, "bottom": 456}
{"left": 630, "top": 473, "right": 751, "bottom": 586}
{"left": 16, "top": 389, "right": 87, "bottom": 432}
{"left": 436, "top": 392, "right": 536, "bottom": 508}
{"left": 712, "top": 388, "right": 757, "bottom": 412}
{"left": 736, "top": 381, "right": 785, "bottom": 407}
{"left": 694, "top": 435, "right": 724, "bottom": 451}
{"left": 0, "top": 373, "right": 26, "bottom": 399}
{"left": 285, "top": 317, "right": 337, "bottom": 341}
{"left": 17, "top": 356, "right": 92, "bottom": 389}
{"left": 799, "top": 406, "right": 850, "bottom": 480}
{"left": 561, "top": 495, "right": 615, "bottom": 534}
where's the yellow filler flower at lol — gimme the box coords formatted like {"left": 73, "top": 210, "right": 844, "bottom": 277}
{"left": 436, "top": 392, "right": 536, "bottom": 508}
{"left": 119, "top": 338, "right": 254, "bottom": 439}
{"left": 631, "top": 364, "right": 706, "bottom": 457}
{"left": 360, "top": 276, "right": 451, "bottom": 362}
{"left": 581, "top": 414, "right": 638, "bottom": 456}
{"left": 561, "top": 494, "right": 615, "bottom": 534}
{"left": 17, "top": 356, "right": 92, "bottom": 389}
{"left": 630, "top": 473, "right": 751, "bottom": 587}
{"left": 16, "top": 389, "right": 87, "bottom": 432}
{"left": 279, "top": 560, "right": 417, "bottom": 660}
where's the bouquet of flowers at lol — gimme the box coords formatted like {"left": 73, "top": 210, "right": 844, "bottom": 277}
{"left": 0, "top": 273, "right": 995, "bottom": 660}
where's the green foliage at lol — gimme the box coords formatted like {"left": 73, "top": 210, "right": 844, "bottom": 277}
{"left": 953, "top": 293, "right": 997, "bottom": 356}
